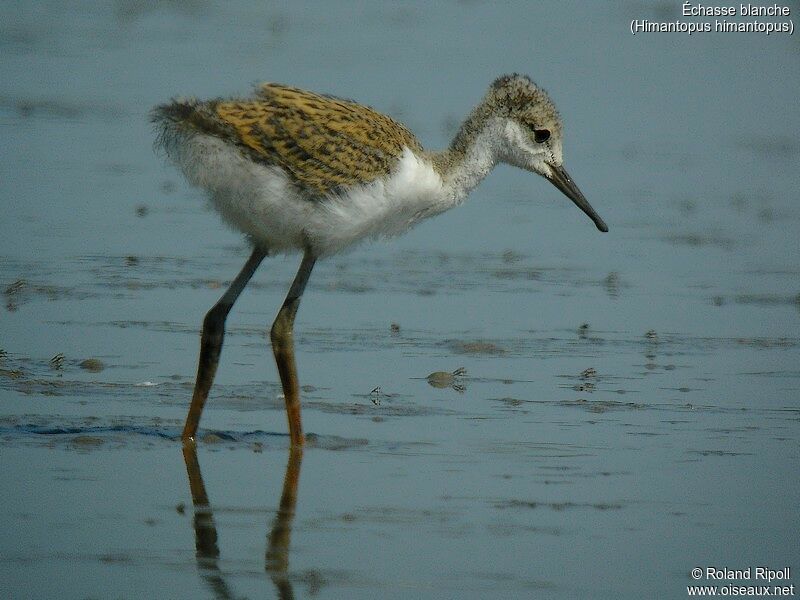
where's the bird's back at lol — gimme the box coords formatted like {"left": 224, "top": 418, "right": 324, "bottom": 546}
{"left": 152, "top": 83, "right": 423, "bottom": 197}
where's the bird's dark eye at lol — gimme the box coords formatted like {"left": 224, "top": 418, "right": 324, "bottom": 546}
{"left": 533, "top": 129, "right": 550, "bottom": 143}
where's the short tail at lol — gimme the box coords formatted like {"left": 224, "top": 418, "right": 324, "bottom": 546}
{"left": 151, "top": 98, "right": 200, "bottom": 124}
{"left": 150, "top": 98, "right": 226, "bottom": 157}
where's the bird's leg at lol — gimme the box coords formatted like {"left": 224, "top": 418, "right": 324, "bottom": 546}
{"left": 271, "top": 251, "right": 316, "bottom": 446}
{"left": 182, "top": 247, "right": 267, "bottom": 442}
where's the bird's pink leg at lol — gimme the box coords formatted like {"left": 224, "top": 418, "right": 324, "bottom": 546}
{"left": 270, "top": 251, "right": 316, "bottom": 447}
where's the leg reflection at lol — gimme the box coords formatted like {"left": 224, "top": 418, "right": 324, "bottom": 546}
{"left": 182, "top": 443, "right": 235, "bottom": 600}
{"left": 181, "top": 443, "right": 303, "bottom": 600}
{"left": 266, "top": 447, "right": 303, "bottom": 599}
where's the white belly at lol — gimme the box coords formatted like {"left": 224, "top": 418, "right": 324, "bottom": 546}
{"left": 169, "top": 134, "right": 454, "bottom": 257}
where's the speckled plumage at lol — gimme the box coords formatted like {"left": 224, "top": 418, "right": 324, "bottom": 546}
{"left": 151, "top": 74, "right": 606, "bottom": 257}
{"left": 155, "top": 83, "right": 422, "bottom": 197}
{"left": 151, "top": 74, "right": 608, "bottom": 445}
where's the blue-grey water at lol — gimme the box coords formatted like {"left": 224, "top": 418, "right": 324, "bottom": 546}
{"left": 1, "top": 2, "right": 798, "bottom": 599}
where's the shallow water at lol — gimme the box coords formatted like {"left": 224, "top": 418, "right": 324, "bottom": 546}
{"left": 1, "top": 2, "right": 798, "bottom": 599}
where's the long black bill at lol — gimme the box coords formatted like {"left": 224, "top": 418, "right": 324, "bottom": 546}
{"left": 547, "top": 164, "right": 608, "bottom": 232}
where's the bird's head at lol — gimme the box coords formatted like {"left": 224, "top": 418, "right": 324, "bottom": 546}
{"left": 485, "top": 74, "right": 608, "bottom": 232}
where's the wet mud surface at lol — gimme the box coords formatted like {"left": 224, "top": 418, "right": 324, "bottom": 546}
{"left": 2, "top": 2, "right": 799, "bottom": 599}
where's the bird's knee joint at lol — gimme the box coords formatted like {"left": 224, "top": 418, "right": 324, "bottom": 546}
{"left": 203, "top": 303, "right": 230, "bottom": 334}
{"left": 270, "top": 320, "right": 292, "bottom": 347}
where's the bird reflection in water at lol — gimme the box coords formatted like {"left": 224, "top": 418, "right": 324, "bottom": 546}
{"left": 182, "top": 444, "right": 303, "bottom": 599}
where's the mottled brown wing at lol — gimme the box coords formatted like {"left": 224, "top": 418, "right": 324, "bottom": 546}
{"left": 214, "top": 83, "right": 423, "bottom": 196}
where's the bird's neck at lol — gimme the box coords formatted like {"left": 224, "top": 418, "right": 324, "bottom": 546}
{"left": 429, "top": 108, "right": 502, "bottom": 202}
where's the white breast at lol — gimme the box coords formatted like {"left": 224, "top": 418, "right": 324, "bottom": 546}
{"left": 169, "top": 134, "right": 454, "bottom": 257}
{"left": 305, "top": 148, "right": 450, "bottom": 256}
